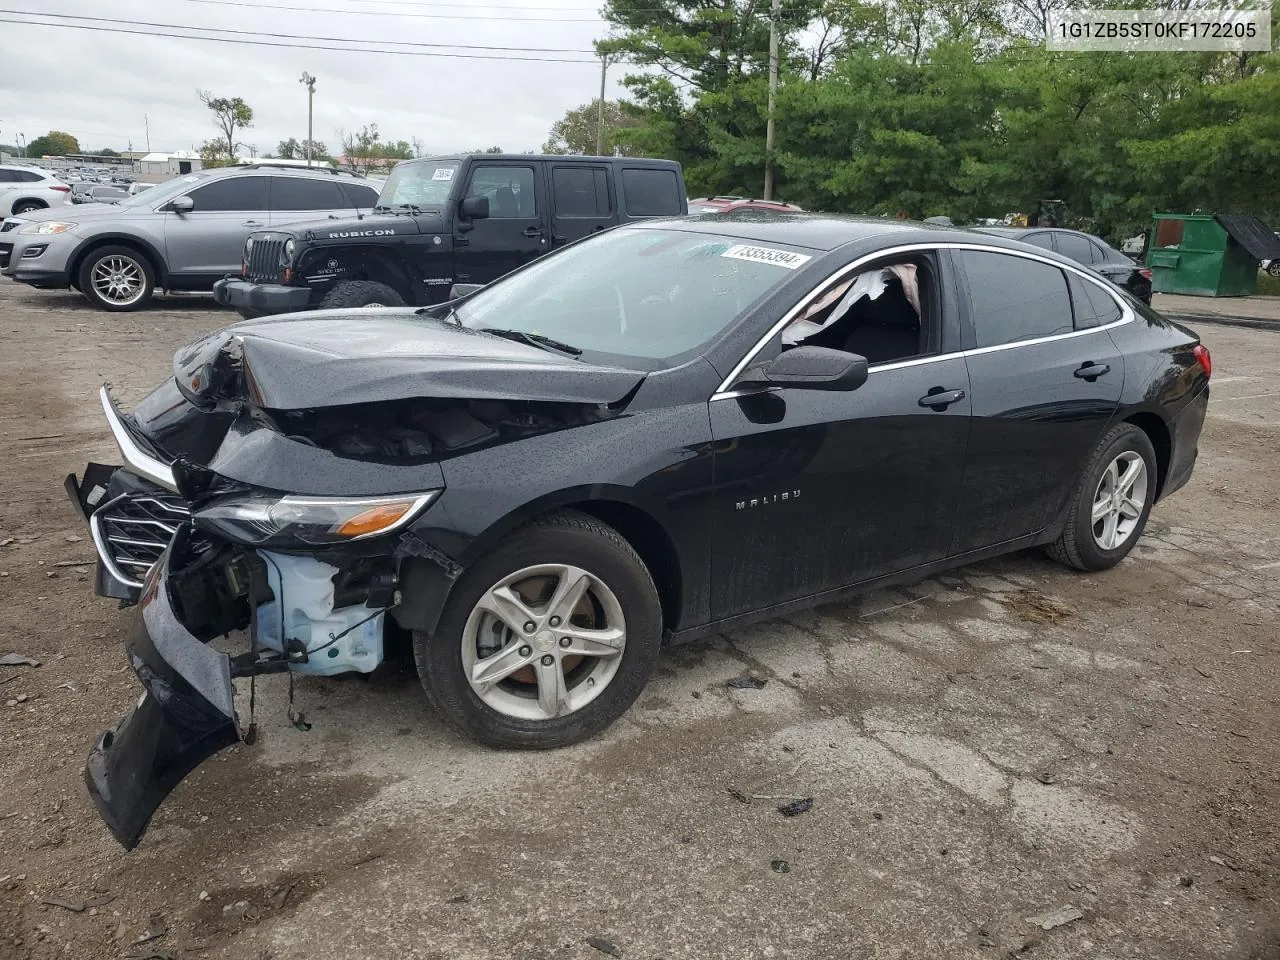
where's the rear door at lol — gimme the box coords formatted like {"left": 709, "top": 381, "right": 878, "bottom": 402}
{"left": 268, "top": 176, "right": 350, "bottom": 227}
{"left": 0, "top": 169, "right": 18, "bottom": 215}
{"left": 950, "top": 249, "right": 1124, "bottom": 552}
{"left": 163, "top": 175, "right": 270, "bottom": 281}
{"left": 549, "top": 164, "right": 613, "bottom": 248}
{"left": 454, "top": 161, "right": 548, "bottom": 284}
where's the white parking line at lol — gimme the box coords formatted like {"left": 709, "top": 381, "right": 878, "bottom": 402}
{"left": 1210, "top": 392, "right": 1279, "bottom": 403}
{"left": 1253, "top": 560, "right": 1280, "bottom": 571}
{"left": 1211, "top": 376, "right": 1261, "bottom": 385}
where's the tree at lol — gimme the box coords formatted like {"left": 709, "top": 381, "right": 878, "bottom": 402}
{"left": 199, "top": 140, "right": 238, "bottom": 169}
{"left": 97, "top": 147, "right": 120, "bottom": 157}
{"left": 25, "top": 131, "right": 80, "bottom": 158}
{"left": 277, "top": 137, "right": 302, "bottom": 159}
{"left": 197, "top": 90, "right": 254, "bottom": 160}
{"left": 544, "top": 99, "right": 643, "bottom": 156}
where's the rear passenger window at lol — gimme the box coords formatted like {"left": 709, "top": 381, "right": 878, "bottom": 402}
{"left": 1067, "top": 274, "right": 1122, "bottom": 329}
{"left": 552, "top": 167, "right": 611, "bottom": 217}
{"left": 621, "top": 168, "right": 681, "bottom": 216}
{"left": 1055, "top": 232, "right": 1095, "bottom": 265}
{"left": 958, "top": 251, "right": 1074, "bottom": 348}
{"left": 1022, "top": 232, "right": 1054, "bottom": 250}
{"left": 341, "top": 182, "right": 379, "bottom": 208}
{"left": 14, "top": 170, "right": 45, "bottom": 182}
{"left": 271, "top": 177, "right": 346, "bottom": 211}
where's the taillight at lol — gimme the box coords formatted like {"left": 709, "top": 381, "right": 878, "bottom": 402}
{"left": 1138, "top": 268, "right": 1152, "bottom": 281}
{"left": 1192, "top": 344, "right": 1212, "bottom": 379}
{"left": 50, "top": 185, "right": 71, "bottom": 193}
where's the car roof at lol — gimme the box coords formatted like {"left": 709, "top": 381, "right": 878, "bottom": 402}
{"left": 977, "top": 225, "right": 1118, "bottom": 250}
{"left": 414, "top": 154, "right": 682, "bottom": 168}
{"left": 631, "top": 212, "right": 996, "bottom": 252}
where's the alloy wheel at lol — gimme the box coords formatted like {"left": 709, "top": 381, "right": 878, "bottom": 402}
{"left": 91, "top": 255, "right": 147, "bottom": 307}
{"left": 461, "top": 563, "right": 627, "bottom": 721}
{"left": 1091, "top": 451, "right": 1147, "bottom": 550}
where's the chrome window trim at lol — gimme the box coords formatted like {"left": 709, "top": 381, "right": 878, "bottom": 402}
{"left": 99, "top": 385, "right": 179, "bottom": 492}
{"left": 711, "top": 241, "right": 1133, "bottom": 398}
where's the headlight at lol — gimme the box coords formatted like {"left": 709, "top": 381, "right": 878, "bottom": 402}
{"left": 283, "top": 239, "right": 295, "bottom": 262}
{"left": 193, "top": 490, "right": 440, "bottom": 546}
{"left": 18, "top": 221, "right": 76, "bottom": 235}
{"left": 245, "top": 236, "right": 254, "bottom": 255}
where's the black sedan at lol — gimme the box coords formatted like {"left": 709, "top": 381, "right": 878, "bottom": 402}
{"left": 977, "top": 226, "right": 1154, "bottom": 303}
{"left": 68, "top": 215, "right": 1210, "bottom": 848}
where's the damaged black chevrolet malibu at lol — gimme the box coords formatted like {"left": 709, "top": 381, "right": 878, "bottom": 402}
{"left": 69, "top": 215, "right": 1210, "bottom": 848}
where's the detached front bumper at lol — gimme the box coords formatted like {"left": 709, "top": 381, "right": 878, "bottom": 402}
{"left": 213, "top": 277, "right": 314, "bottom": 314}
{"left": 85, "top": 532, "right": 241, "bottom": 850}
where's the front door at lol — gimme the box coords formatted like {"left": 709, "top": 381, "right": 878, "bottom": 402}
{"left": 549, "top": 164, "right": 614, "bottom": 248}
{"left": 949, "top": 249, "right": 1124, "bottom": 552}
{"left": 709, "top": 252, "right": 971, "bottom": 619}
{"left": 455, "top": 162, "right": 548, "bottom": 284}
{"left": 163, "top": 175, "right": 270, "bottom": 282}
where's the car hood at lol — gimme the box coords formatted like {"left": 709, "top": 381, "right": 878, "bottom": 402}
{"left": 175, "top": 310, "right": 646, "bottom": 410}
{"left": 18, "top": 201, "right": 129, "bottom": 224}
{"left": 286, "top": 210, "right": 442, "bottom": 241}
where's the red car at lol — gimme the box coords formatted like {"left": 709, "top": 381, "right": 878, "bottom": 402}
{"left": 688, "top": 196, "right": 804, "bottom": 215}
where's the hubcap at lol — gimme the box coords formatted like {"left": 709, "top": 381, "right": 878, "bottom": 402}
{"left": 1091, "top": 451, "right": 1147, "bottom": 551}
{"left": 360, "top": 302, "right": 387, "bottom": 309}
{"left": 461, "top": 563, "right": 627, "bottom": 721}
{"left": 91, "top": 255, "right": 146, "bottom": 305}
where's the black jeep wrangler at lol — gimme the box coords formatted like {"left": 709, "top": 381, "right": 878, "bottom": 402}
{"left": 213, "top": 153, "right": 687, "bottom": 317}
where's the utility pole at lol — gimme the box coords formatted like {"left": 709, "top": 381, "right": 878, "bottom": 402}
{"left": 596, "top": 55, "right": 608, "bottom": 156}
{"left": 300, "top": 72, "right": 317, "bottom": 167}
{"left": 18, "top": 133, "right": 25, "bottom": 158}
{"left": 763, "top": 0, "right": 780, "bottom": 200}
{"left": 144, "top": 114, "right": 151, "bottom": 153}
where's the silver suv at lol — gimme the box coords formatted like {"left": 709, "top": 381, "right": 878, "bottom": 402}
{"left": 0, "top": 164, "right": 378, "bottom": 311}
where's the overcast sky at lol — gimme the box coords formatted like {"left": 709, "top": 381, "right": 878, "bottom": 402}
{"left": 0, "top": 0, "right": 622, "bottom": 156}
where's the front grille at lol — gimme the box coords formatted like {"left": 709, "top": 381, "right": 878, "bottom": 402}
{"left": 0, "top": 242, "right": 11, "bottom": 268}
{"left": 91, "top": 492, "right": 190, "bottom": 587}
{"left": 246, "top": 236, "right": 285, "bottom": 281}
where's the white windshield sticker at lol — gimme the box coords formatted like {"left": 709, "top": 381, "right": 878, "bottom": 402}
{"left": 721, "top": 244, "right": 811, "bottom": 269}
{"left": 431, "top": 168, "right": 454, "bottom": 181}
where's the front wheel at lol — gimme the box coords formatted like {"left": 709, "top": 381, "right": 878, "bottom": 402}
{"left": 78, "top": 245, "right": 155, "bottom": 311}
{"left": 1047, "top": 423, "right": 1157, "bottom": 571}
{"left": 1268, "top": 261, "right": 1280, "bottom": 279}
{"left": 415, "top": 511, "right": 662, "bottom": 749}
{"left": 317, "top": 280, "right": 406, "bottom": 311}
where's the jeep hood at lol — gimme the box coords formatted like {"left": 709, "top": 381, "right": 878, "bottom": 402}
{"left": 284, "top": 210, "right": 443, "bottom": 241}
{"left": 176, "top": 311, "right": 646, "bottom": 409}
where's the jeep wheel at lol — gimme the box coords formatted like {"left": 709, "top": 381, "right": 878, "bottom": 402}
{"left": 318, "top": 280, "right": 406, "bottom": 311}
{"left": 78, "top": 245, "right": 156, "bottom": 312}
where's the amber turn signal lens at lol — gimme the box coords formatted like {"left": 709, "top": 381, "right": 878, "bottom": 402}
{"left": 335, "top": 502, "right": 415, "bottom": 538}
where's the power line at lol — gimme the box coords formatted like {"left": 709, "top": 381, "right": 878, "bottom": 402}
{"left": 0, "top": 16, "right": 600, "bottom": 61}
{"left": 174, "top": 0, "right": 607, "bottom": 21}
{"left": 0, "top": 8, "right": 598, "bottom": 52}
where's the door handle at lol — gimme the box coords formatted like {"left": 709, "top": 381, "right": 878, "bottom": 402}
{"left": 522, "top": 226, "right": 544, "bottom": 238}
{"left": 241, "top": 220, "right": 265, "bottom": 227}
{"left": 918, "top": 388, "right": 966, "bottom": 410}
{"left": 1074, "top": 362, "right": 1111, "bottom": 381}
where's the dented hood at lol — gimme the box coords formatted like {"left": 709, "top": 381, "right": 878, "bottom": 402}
{"left": 175, "top": 312, "right": 646, "bottom": 410}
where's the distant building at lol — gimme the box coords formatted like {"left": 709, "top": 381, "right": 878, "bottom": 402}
{"left": 138, "top": 150, "right": 204, "bottom": 180}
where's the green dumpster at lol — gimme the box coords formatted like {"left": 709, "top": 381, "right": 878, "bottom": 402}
{"left": 1146, "top": 213, "right": 1280, "bottom": 297}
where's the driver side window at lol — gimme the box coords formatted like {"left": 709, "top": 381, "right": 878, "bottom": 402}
{"left": 465, "top": 166, "right": 537, "bottom": 219}
{"left": 782, "top": 255, "right": 939, "bottom": 366}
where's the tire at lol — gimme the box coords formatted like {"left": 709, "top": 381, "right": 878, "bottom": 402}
{"left": 317, "top": 280, "right": 405, "bottom": 311}
{"left": 415, "top": 510, "right": 663, "bottom": 749}
{"left": 1268, "top": 261, "right": 1280, "bottom": 279}
{"left": 11, "top": 200, "right": 47, "bottom": 215}
{"left": 77, "top": 245, "right": 156, "bottom": 312}
{"left": 1046, "top": 423, "right": 1158, "bottom": 572}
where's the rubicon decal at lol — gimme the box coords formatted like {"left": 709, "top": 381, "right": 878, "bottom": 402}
{"left": 325, "top": 229, "right": 396, "bottom": 239}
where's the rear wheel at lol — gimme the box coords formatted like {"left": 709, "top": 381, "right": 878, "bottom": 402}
{"left": 12, "top": 200, "right": 47, "bottom": 215}
{"left": 1047, "top": 423, "right": 1157, "bottom": 571}
{"left": 78, "top": 245, "right": 156, "bottom": 312}
{"left": 414, "top": 511, "right": 662, "bottom": 749}
{"left": 1268, "top": 261, "right": 1280, "bottom": 279}
{"left": 317, "top": 280, "right": 405, "bottom": 311}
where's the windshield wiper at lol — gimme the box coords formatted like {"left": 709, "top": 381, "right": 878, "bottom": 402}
{"left": 395, "top": 203, "right": 422, "bottom": 214}
{"left": 372, "top": 204, "right": 395, "bottom": 214}
{"left": 480, "top": 327, "right": 582, "bottom": 356}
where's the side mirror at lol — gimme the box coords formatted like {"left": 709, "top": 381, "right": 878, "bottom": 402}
{"left": 458, "top": 195, "right": 489, "bottom": 221}
{"left": 449, "top": 283, "right": 485, "bottom": 300}
{"left": 169, "top": 196, "right": 195, "bottom": 214}
{"left": 750, "top": 346, "right": 869, "bottom": 391}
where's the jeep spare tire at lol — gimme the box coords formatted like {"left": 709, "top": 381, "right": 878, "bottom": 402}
{"left": 318, "top": 280, "right": 406, "bottom": 311}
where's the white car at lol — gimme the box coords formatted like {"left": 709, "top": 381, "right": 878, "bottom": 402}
{"left": 0, "top": 165, "right": 72, "bottom": 217}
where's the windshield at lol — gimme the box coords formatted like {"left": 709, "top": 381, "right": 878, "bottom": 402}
{"left": 455, "top": 227, "right": 815, "bottom": 368}
{"left": 117, "top": 173, "right": 207, "bottom": 208}
{"left": 377, "top": 160, "right": 459, "bottom": 207}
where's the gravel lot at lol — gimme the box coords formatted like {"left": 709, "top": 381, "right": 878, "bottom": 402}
{"left": 1, "top": 278, "right": 1278, "bottom": 960}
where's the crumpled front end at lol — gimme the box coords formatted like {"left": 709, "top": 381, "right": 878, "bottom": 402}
{"left": 85, "top": 528, "right": 245, "bottom": 850}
